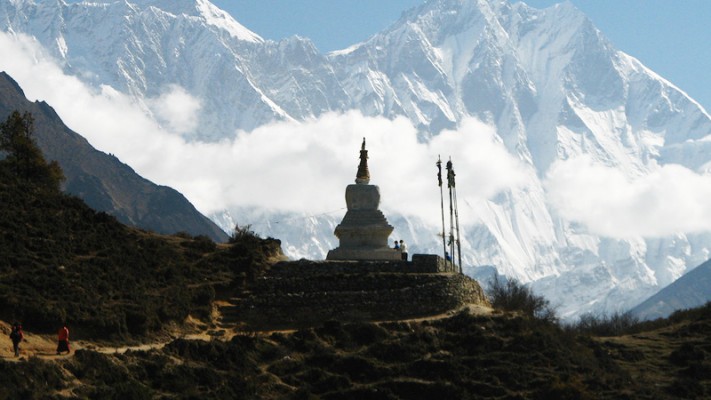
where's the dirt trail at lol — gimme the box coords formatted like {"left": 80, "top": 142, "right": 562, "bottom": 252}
{"left": 1, "top": 322, "right": 70, "bottom": 362}
{"left": 0, "top": 320, "right": 182, "bottom": 362}
{"left": 0, "top": 303, "right": 494, "bottom": 362}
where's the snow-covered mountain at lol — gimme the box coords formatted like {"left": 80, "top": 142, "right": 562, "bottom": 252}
{"left": 1, "top": 0, "right": 710, "bottom": 319}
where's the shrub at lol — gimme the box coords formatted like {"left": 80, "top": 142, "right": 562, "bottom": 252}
{"left": 487, "top": 275, "right": 557, "bottom": 323}
{"left": 229, "top": 224, "right": 260, "bottom": 243}
{"left": 566, "top": 311, "right": 640, "bottom": 336}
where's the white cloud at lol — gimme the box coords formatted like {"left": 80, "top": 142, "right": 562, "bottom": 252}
{"left": 545, "top": 156, "right": 711, "bottom": 238}
{"left": 147, "top": 84, "right": 202, "bottom": 135}
{"left": 0, "top": 31, "right": 527, "bottom": 229}
{"left": 223, "top": 115, "right": 529, "bottom": 226}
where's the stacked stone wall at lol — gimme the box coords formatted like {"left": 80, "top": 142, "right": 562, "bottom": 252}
{"left": 269, "top": 254, "right": 456, "bottom": 275}
{"left": 237, "top": 257, "right": 487, "bottom": 330}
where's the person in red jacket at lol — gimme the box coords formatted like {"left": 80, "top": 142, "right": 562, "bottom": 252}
{"left": 9, "top": 322, "right": 23, "bottom": 357}
{"left": 56, "top": 324, "right": 70, "bottom": 355}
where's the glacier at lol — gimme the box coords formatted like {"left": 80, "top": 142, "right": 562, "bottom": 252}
{"left": 1, "top": 0, "right": 710, "bottom": 319}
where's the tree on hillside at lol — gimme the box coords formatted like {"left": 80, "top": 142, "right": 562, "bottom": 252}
{"left": 0, "top": 111, "right": 64, "bottom": 189}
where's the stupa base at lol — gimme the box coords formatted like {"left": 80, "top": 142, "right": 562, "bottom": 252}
{"left": 326, "top": 247, "right": 402, "bottom": 261}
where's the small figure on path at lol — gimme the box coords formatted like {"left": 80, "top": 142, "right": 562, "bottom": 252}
{"left": 399, "top": 240, "right": 408, "bottom": 261}
{"left": 393, "top": 240, "right": 400, "bottom": 251}
{"left": 56, "top": 324, "right": 70, "bottom": 355}
{"left": 9, "top": 322, "right": 23, "bottom": 357}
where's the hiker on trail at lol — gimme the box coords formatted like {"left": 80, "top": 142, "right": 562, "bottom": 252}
{"left": 399, "top": 240, "right": 408, "bottom": 261}
{"left": 393, "top": 240, "right": 400, "bottom": 251}
{"left": 56, "top": 324, "right": 70, "bottom": 355}
{"left": 9, "top": 323, "right": 23, "bottom": 357}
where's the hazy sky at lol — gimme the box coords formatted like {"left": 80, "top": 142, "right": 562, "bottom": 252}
{"left": 214, "top": 0, "right": 711, "bottom": 112}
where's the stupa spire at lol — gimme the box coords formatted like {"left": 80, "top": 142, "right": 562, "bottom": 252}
{"left": 355, "top": 137, "right": 370, "bottom": 184}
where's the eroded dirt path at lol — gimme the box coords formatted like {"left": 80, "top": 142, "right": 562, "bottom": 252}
{"left": 0, "top": 303, "right": 494, "bottom": 362}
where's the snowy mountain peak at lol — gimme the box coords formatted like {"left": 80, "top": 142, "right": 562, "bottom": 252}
{"left": 126, "top": 0, "right": 262, "bottom": 42}
{"left": 192, "top": 0, "right": 262, "bottom": 43}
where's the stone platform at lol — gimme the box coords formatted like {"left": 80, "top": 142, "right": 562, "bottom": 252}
{"left": 235, "top": 256, "right": 487, "bottom": 330}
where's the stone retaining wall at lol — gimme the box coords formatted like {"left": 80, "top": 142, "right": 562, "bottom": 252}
{"left": 237, "top": 257, "right": 487, "bottom": 330}
{"left": 269, "top": 253, "right": 457, "bottom": 275}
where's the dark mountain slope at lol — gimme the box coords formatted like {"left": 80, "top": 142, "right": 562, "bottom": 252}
{"left": 0, "top": 71, "right": 228, "bottom": 242}
{"left": 631, "top": 258, "right": 711, "bottom": 320}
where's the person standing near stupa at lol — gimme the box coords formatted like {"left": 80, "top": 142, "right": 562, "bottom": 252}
{"left": 399, "top": 240, "right": 408, "bottom": 261}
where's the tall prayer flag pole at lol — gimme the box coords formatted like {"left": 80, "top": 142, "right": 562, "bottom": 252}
{"left": 446, "top": 158, "right": 456, "bottom": 272}
{"left": 437, "top": 156, "right": 448, "bottom": 267}
{"left": 452, "top": 165, "right": 462, "bottom": 272}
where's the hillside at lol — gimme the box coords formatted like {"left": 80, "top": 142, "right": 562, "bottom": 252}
{"left": 3, "top": 303, "right": 711, "bottom": 399}
{"left": 0, "top": 138, "right": 280, "bottom": 338}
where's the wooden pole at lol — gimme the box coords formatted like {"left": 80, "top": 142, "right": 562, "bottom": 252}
{"left": 446, "top": 158, "right": 455, "bottom": 272}
{"left": 437, "top": 156, "right": 448, "bottom": 267}
{"left": 453, "top": 177, "right": 462, "bottom": 273}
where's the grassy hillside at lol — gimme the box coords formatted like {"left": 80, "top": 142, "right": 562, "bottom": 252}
{"left": 3, "top": 304, "right": 711, "bottom": 399}
{"left": 0, "top": 128, "right": 280, "bottom": 339}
